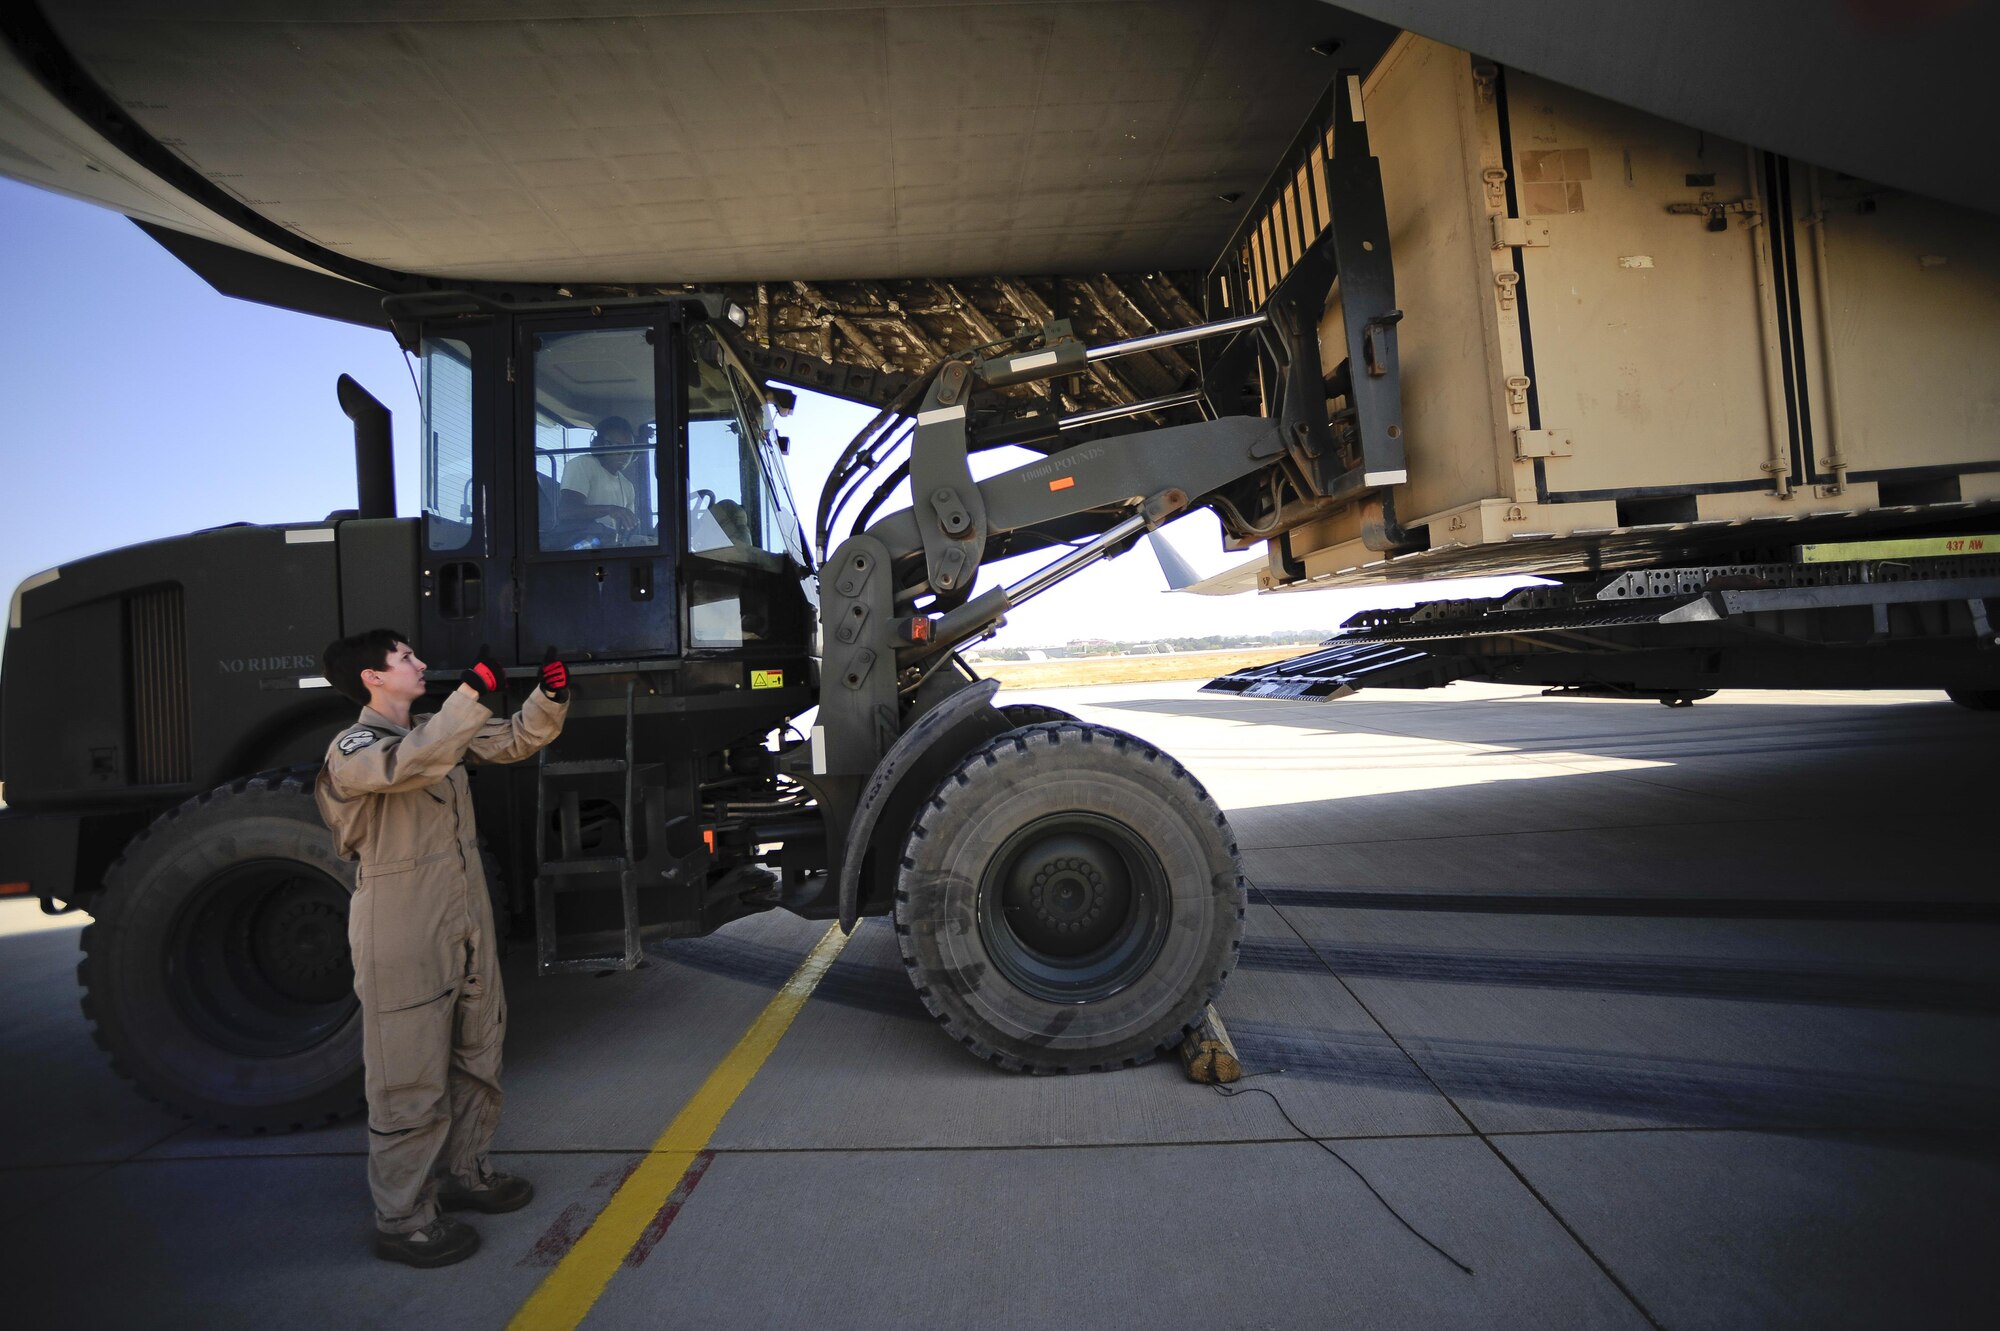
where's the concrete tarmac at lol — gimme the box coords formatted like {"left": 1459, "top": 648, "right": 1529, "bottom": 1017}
{"left": 1, "top": 681, "right": 1994, "bottom": 1328}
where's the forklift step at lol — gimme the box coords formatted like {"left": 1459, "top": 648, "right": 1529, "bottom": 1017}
{"left": 538, "top": 857, "right": 629, "bottom": 876}
{"left": 539, "top": 953, "right": 643, "bottom": 975}
{"left": 533, "top": 678, "right": 644, "bottom": 978}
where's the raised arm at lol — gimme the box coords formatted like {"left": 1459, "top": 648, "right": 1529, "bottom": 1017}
{"left": 465, "top": 681, "right": 569, "bottom": 765}
{"left": 325, "top": 688, "right": 492, "bottom": 796}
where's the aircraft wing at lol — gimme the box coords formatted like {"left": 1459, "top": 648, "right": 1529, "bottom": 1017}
{"left": 1177, "top": 557, "right": 1268, "bottom": 598}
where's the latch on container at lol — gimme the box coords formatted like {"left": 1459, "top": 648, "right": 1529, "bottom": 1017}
{"left": 1666, "top": 196, "right": 1755, "bottom": 232}
{"left": 1492, "top": 215, "right": 1551, "bottom": 249}
{"left": 1495, "top": 271, "right": 1520, "bottom": 311}
{"left": 1505, "top": 375, "right": 1532, "bottom": 415}
{"left": 1513, "top": 427, "right": 1573, "bottom": 458}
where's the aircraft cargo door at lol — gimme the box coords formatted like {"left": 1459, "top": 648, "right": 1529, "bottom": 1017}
{"left": 515, "top": 319, "right": 678, "bottom": 661}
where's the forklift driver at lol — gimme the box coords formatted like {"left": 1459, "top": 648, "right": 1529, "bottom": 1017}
{"left": 557, "top": 415, "right": 644, "bottom": 541}
{"left": 315, "top": 631, "right": 571, "bottom": 1267}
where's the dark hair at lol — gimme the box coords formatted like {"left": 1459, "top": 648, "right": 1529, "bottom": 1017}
{"left": 594, "top": 416, "right": 633, "bottom": 442}
{"left": 321, "top": 628, "right": 409, "bottom": 706}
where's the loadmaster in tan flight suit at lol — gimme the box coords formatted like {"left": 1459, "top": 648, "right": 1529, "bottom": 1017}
{"left": 315, "top": 629, "right": 570, "bottom": 1268}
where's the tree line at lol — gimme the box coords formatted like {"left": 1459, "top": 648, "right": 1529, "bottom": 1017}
{"left": 974, "top": 630, "right": 1331, "bottom": 661}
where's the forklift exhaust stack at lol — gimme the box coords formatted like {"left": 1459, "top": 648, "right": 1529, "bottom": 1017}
{"left": 336, "top": 373, "right": 395, "bottom": 520}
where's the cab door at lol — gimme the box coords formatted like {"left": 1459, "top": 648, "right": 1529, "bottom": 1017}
{"left": 416, "top": 321, "right": 512, "bottom": 667}
{"left": 514, "top": 315, "right": 680, "bottom": 661}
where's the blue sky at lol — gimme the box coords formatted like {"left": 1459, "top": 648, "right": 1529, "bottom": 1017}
{"left": 0, "top": 177, "right": 1525, "bottom": 656}
{"left": 0, "top": 179, "right": 421, "bottom": 597}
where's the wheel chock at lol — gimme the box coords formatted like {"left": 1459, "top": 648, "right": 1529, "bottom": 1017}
{"left": 1179, "top": 1004, "right": 1241, "bottom": 1084}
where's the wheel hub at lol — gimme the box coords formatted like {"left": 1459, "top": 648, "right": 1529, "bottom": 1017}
{"left": 254, "top": 898, "right": 348, "bottom": 987}
{"left": 1015, "top": 849, "right": 1129, "bottom": 956}
{"left": 978, "top": 815, "right": 1170, "bottom": 1003}
{"left": 170, "top": 860, "right": 356, "bottom": 1055}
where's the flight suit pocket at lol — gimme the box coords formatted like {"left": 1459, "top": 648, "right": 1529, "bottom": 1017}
{"left": 351, "top": 864, "right": 453, "bottom": 1010}
{"left": 372, "top": 985, "right": 456, "bottom": 1093}
{"left": 456, "top": 965, "right": 506, "bottom": 1061}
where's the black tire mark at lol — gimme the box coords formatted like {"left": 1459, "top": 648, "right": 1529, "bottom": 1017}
{"left": 1225, "top": 1019, "right": 2000, "bottom": 1135}
{"left": 1236, "top": 938, "right": 2000, "bottom": 1013}
{"left": 1253, "top": 888, "right": 2000, "bottom": 923}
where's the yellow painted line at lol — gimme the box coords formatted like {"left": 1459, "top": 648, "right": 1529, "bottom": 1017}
{"left": 507, "top": 924, "right": 852, "bottom": 1331}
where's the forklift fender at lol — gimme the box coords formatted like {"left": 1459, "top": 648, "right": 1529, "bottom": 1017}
{"left": 836, "top": 677, "right": 1006, "bottom": 931}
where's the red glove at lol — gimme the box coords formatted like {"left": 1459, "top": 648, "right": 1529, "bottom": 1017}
{"left": 460, "top": 643, "right": 504, "bottom": 698}
{"left": 540, "top": 646, "right": 570, "bottom": 701}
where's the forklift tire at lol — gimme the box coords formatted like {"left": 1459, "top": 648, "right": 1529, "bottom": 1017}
{"left": 999, "top": 703, "right": 1077, "bottom": 728}
{"left": 1945, "top": 688, "right": 2000, "bottom": 711}
{"left": 894, "top": 722, "right": 1244, "bottom": 1073}
{"left": 80, "top": 768, "right": 365, "bottom": 1132}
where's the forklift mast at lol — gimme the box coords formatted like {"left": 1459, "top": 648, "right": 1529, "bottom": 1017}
{"left": 805, "top": 74, "right": 1401, "bottom": 923}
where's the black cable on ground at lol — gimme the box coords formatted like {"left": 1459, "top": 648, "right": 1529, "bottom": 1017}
{"left": 1247, "top": 880, "right": 1665, "bottom": 1326}
{"left": 1209, "top": 1077, "right": 1475, "bottom": 1276}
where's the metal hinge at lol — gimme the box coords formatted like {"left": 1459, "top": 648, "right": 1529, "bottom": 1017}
{"left": 1491, "top": 215, "right": 1551, "bottom": 249}
{"left": 1514, "top": 427, "right": 1572, "bottom": 458}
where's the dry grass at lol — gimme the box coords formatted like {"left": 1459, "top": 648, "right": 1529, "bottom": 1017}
{"left": 971, "top": 645, "right": 1308, "bottom": 690}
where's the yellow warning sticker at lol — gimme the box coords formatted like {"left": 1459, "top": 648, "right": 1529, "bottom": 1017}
{"left": 1797, "top": 534, "right": 1997, "bottom": 563}
{"left": 751, "top": 669, "right": 785, "bottom": 690}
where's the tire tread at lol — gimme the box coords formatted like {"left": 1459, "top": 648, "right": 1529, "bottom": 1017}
{"left": 79, "top": 763, "right": 364, "bottom": 1133}
{"left": 893, "top": 721, "right": 1245, "bottom": 1075}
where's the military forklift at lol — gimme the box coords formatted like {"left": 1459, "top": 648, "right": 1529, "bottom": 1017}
{"left": 0, "top": 75, "right": 1406, "bottom": 1130}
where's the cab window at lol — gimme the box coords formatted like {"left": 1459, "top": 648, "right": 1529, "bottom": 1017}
{"left": 686, "top": 333, "right": 810, "bottom": 648}
{"left": 737, "top": 367, "right": 810, "bottom": 569}
{"left": 686, "top": 339, "right": 798, "bottom": 567}
{"left": 421, "top": 337, "right": 474, "bottom": 552}
{"left": 530, "top": 327, "right": 659, "bottom": 552}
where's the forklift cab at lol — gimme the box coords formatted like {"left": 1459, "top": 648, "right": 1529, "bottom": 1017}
{"left": 409, "top": 298, "right": 815, "bottom": 670}
{"left": 396, "top": 296, "right": 824, "bottom": 965}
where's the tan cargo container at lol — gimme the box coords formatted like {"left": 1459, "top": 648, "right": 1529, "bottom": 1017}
{"left": 1246, "top": 33, "right": 2000, "bottom": 590}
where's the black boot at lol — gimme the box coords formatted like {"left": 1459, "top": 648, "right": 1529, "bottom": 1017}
{"left": 374, "top": 1215, "right": 480, "bottom": 1268}
{"left": 439, "top": 1171, "right": 535, "bottom": 1214}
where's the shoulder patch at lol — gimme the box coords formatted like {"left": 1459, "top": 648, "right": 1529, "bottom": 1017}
{"left": 337, "top": 729, "right": 380, "bottom": 755}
